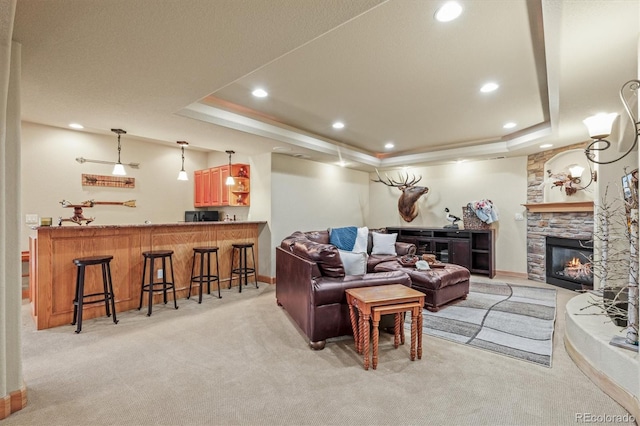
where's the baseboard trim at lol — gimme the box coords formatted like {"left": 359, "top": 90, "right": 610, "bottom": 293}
{"left": 564, "top": 336, "right": 639, "bottom": 420}
{"left": 0, "top": 383, "right": 27, "bottom": 420}
{"left": 259, "top": 275, "right": 276, "bottom": 285}
{"left": 494, "top": 270, "right": 528, "bottom": 279}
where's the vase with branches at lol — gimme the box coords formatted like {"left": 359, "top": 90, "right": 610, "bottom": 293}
{"left": 580, "top": 174, "right": 639, "bottom": 348}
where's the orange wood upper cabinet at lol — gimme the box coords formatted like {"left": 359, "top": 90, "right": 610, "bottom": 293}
{"left": 220, "top": 165, "right": 230, "bottom": 205}
{"left": 210, "top": 167, "right": 221, "bottom": 206}
{"left": 193, "top": 163, "right": 250, "bottom": 207}
{"left": 202, "top": 168, "right": 212, "bottom": 206}
{"left": 194, "top": 170, "right": 204, "bottom": 207}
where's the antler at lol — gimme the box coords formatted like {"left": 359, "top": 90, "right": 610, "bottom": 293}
{"left": 372, "top": 169, "right": 422, "bottom": 189}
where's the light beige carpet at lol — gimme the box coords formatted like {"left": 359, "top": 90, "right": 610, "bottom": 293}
{"left": 6, "top": 276, "right": 634, "bottom": 426}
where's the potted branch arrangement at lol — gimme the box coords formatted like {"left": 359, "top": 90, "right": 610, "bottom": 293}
{"left": 581, "top": 172, "right": 639, "bottom": 351}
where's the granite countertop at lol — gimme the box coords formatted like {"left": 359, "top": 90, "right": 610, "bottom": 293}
{"left": 33, "top": 220, "right": 266, "bottom": 230}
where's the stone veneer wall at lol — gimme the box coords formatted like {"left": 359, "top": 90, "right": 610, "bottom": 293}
{"left": 527, "top": 142, "right": 594, "bottom": 282}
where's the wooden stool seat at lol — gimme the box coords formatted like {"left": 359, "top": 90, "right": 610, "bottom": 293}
{"left": 71, "top": 255, "right": 118, "bottom": 333}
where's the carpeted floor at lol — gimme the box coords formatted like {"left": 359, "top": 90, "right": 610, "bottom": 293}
{"left": 417, "top": 281, "right": 557, "bottom": 367}
{"left": 5, "top": 275, "right": 634, "bottom": 425}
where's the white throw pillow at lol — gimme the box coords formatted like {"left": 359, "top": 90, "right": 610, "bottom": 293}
{"left": 338, "top": 250, "right": 367, "bottom": 275}
{"left": 352, "top": 226, "right": 369, "bottom": 253}
{"left": 371, "top": 232, "right": 397, "bottom": 256}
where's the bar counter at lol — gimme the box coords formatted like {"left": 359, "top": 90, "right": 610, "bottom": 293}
{"left": 29, "top": 221, "right": 266, "bottom": 330}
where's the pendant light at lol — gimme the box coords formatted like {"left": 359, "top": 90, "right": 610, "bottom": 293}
{"left": 177, "top": 141, "right": 189, "bottom": 181}
{"left": 111, "top": 128, "right": 127, "bottom": 176}
{"left": 225, "top": 150, "right": 235, "bottom": 185}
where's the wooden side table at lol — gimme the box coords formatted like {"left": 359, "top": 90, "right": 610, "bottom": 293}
{"left": 345, "top": 284, "right": 425, "bottom": 370}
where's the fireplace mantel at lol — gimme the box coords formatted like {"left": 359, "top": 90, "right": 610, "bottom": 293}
{"left": 523, "top": 202, "right": 594, "bottom": 213}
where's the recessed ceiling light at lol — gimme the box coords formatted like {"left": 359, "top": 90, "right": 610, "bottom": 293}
{"left": 332, "top": 121, "right": 345, "bottom": 129}
{"left": 503, "top": 122, "right": 516, "bottom": 129}
{"left": 540, "top": 143, "right": 553, "bottom": 149}
{"left": 384, "top": 142, "right": 395, "bottom": 149}
{"left": 69, "top": 123, "right": 84, "bottom": 129}
{"left": 252, "top": 88, "right": 268, "bottom": 98}
{"left": 337, "top": 161, "right": 347, "bottom": 167}
{"left": 480, "top": 82, "right": 499, "bottom": 93}
{"left": 435, "top": 1, "right": 463, "bottom": 22}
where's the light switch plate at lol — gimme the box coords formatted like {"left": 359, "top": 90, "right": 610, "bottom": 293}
{"left": 25, "top": 214, "right": 38, "bottom": 224}
{"left": 515, "top": 213, "right": 524, "bottom": 221}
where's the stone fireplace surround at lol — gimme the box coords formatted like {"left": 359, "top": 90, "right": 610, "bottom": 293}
{"left": 526, "top": 143, "right": 594, "bottom": 284}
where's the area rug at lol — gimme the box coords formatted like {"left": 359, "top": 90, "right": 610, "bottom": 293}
{"left": 411, "top": 281, "right": 557, "bottom": 367}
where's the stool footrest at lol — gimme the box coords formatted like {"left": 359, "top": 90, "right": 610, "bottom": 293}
{"left": 190, "top": 275, "right": 219, "bottom": 281}
{"left": 75, "top": 294, "right": 115, "bottom": 304}
{"left": 142, "top": 282, "right": 175, "bottom": 291}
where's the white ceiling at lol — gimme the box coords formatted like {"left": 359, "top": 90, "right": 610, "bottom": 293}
{"left": 11, "top": 0, "right": 640, "bottom": 171}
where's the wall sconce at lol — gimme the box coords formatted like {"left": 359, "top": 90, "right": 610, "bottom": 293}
{"left": 547, "top": 163, "right": 597, "bottom": 196}
{"left": 177, "top": 141, "right": 189, "bottom": 181}
{"left": 225, "top": 150, "right": 235, "bottom": 186}
{"left": 111, "top": 128, "right": 127, "bottom": 175}
{"left": 584, "top": 80, "right": 639, "bottom": 165}
{"left": 568, "top": 165, "right": 585, "bottom": 178}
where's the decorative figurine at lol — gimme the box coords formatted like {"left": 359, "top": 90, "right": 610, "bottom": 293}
{"left": 444, "top": 207, "right": 461, "bottom": 229}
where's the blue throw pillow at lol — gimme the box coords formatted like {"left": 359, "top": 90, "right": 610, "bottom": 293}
{"left": 329, "top": 226, "right": 358, "bottom": 251}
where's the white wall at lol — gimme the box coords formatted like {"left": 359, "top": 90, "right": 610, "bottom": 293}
{"left": 21, "top": 124, "right": 531, "bottom": 277}
{"left": 247, "top": 152, "right": 272, "bottom": 278}
{"left": 20, "top": 122, "right": 209, "bottom": 250}
{"left": 368, "top": 157, "right": 529, "bottom": 275}
{"left": 270, "top": 154, "right": 370, "bottom": 274}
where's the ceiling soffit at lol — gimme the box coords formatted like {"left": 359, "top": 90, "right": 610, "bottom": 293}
{"left": 193, "top": 0, "right": 547, "bottom": 165}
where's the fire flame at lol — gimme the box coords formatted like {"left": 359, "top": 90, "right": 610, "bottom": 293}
{"left": 567, "top": 257, "right": 582, "bottom": 268}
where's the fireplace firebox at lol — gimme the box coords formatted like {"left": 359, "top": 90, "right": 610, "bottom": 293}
{"left": 545, "top": 236, "right": 594, "bottom": 291}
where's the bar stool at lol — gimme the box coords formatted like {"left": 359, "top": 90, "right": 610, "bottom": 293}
{"left": 138, "top": 250, "right": 178, "bottom": 316}
{"left": 229, "top": 243, "right": 258, "bottom": 293}
{"left": 188, "top": 247, "right": 221, "bottom": 303}
{"left": 71, "top": 255, "right": 118, "bottom": 333}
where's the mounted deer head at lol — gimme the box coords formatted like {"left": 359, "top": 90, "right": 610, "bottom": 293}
{"left": 372, "top": 170, "right": 429, "bottom": 222}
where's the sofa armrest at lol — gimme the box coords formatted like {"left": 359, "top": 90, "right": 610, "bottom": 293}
{"left": 395, "top": 241, "right": 416, "bottom": 256}
{"left": 276, "top": 246, "right": 316, "bottom": 338}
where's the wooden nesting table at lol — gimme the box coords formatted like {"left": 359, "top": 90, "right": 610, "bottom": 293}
{"left": 345, "top": 284, "right": 425, "bottom": 370}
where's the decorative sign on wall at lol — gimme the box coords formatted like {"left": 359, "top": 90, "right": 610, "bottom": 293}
{"left": 82, "top": 174, "right": 135, "bottom": 188}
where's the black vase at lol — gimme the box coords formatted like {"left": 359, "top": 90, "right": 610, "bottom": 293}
{"left": 603, "top": 287, "right": 629, "bottom": 327}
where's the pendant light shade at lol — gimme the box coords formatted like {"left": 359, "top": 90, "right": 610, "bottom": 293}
{"left": 112, "top": 163, "right": 126, "bottom": 176}
{"left": 111, "top": 128, "right": 127, "bottom": 176}
{"left": 177, "top": 141, "right": 189, "bottom": 181}
{"left": 225, "top": 150, "right": 235, "bottom": 185}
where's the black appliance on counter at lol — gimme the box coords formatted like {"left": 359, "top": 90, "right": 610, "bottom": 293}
{"left": 184, "top": 211, "right": 219, "bottom": 222}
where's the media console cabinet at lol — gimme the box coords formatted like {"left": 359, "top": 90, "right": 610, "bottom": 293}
{"left": 386, "top": 227, "right": 495, "bottom": 278}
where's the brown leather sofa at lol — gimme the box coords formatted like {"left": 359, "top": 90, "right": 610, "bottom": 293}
{"left": 275, "top": 229, "right": 415, "bottom": 349}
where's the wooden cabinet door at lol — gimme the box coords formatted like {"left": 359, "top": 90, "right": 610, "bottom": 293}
{"left": 202, "top": 169, "right": 212, "bottom": 206}
{"left": 194, "top": 170, "right": 204, "bottom": 207}
{"left": 450, "top": 240, "right": 471, "bottom": 269}
{"left": 210, "top": 167, "right": 221, "bottom": 206}
{"left": 220, "top": 165, "right": 230, "bottom": 205}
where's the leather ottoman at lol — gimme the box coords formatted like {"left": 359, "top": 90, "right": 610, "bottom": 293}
{"left": 373, "top": 261, "right": 470, "bottom": 312}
